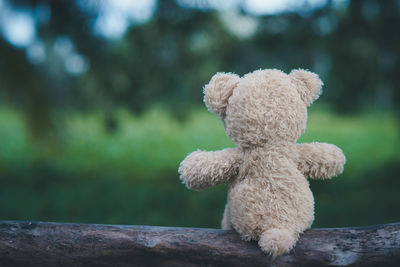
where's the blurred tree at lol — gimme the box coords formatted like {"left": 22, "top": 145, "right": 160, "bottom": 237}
{"left": 0, "top": 0, "right": 399, "bottom": 134}
{"left": 328, "top": 0, "right": 400, "bottom": 114}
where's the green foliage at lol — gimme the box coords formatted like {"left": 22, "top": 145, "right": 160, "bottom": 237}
{"left": 2, "top": 0, "right": 400, "bottom": 122}
{"left": 1, "top": 0, "right": 399, "bottom": 230}
{"left": 0, "top": 107, "right": 399, "bottom": 227}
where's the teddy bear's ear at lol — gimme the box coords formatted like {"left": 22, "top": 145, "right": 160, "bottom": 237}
{"left": 289, "top": 69, "right": 323, "bottom": 106}
{"left": 203, "top": 72, "right": 240, "bottom": 118}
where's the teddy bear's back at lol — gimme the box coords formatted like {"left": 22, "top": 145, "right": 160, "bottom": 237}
{"left": 227, "top": 145, "right": 314, "bottom": 240}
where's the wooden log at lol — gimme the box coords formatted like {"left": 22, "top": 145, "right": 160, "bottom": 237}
{"left": 0, "top": 220, "right": 399, "bottom": 267}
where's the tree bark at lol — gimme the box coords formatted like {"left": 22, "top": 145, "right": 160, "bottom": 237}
{"left": 0, "top": 220, "right": 399, "bottom": 267}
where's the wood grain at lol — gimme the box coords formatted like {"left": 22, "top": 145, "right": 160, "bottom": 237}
{"left": 0, "top": 221, "right": 399, "bottom": 266}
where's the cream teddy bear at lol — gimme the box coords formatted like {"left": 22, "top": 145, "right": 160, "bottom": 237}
{"left": 178, "top": 69, "right": 345, "bottom": 257}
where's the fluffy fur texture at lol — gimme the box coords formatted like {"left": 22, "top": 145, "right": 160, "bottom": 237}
{"left": 179, "top": 68, "right": 346, "bottom": 257}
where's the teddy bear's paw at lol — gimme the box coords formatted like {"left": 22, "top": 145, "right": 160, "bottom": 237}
{"left": 258, "top": 228, "right": 297, "bottom": 258}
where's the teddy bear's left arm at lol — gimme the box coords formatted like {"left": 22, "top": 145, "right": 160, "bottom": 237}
{"left": 295, "top": 142, "right": 346, "bottom": 179}
{"left": 179, "top": 148, "right": 240, "bottom": 190}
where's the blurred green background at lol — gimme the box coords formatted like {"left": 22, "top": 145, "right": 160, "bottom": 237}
{"left": 0, "top": 0, "right": 399, "bottom": 228}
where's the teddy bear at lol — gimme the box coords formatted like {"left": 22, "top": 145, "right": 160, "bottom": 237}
{"left": 178, "top": 69, "right": 346, "bottom": 257}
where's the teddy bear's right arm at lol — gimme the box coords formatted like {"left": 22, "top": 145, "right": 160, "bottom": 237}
{"left": 178, "top": 148, "right": 239, "bottom": 190}
{"left": 295, "top": 142, "right": 346, "bottom": 179}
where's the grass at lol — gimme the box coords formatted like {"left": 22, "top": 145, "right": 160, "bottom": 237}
{"left": 0, "top": 106, "right": 399, "bottom": 228}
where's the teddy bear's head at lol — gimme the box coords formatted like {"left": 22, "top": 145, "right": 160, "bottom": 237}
{"left": 204, "top": 69, "right": 323, "bottom": 148}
